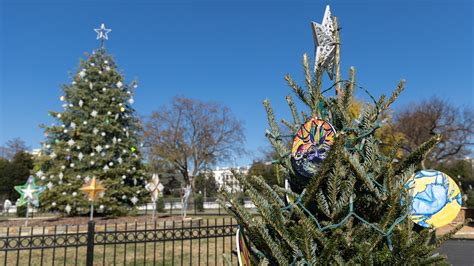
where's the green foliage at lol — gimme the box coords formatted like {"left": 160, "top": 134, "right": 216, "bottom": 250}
{"left": 248, "top": 161, "right": 280, "bottom": 187}
{"left": 466, "top": 191, "right": 474, "bottom": 208}
{"left": 220, "top": 52, "right": 462, "bottom": 264}
{"left": 156, "top": 196, "right": 165, "bottom": 212}
{"left": 37, "top": 48, "right": 148, "bottom": 216}
{"left": 194, "top": 193, "right": 204, "bottom": 212}
{"left": 194, "top": 171, "right": 219, "bottom": 197}
{"left": 16, "top": 204, "right": 27, "bottom": 217}
{"left": 0, "top": 151, "right": 34, "bottom": 201}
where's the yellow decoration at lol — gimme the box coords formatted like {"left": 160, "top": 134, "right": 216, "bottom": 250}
{"left": 80, "top": 177, "right": 105, "bottom": 201}
{"left": 405, "top": 170, "right": 462, "bottom": 228}
{"left": 120, "top": 107, "right": 125, "bottom": 112}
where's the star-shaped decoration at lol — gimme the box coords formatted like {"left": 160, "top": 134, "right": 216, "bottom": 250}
{"left": 14, "top": 176, "right": 46, "bottom": 207}
{"left": 90, "top": 110, "right": 98, "bottom": 117}
{"left": 95, "top": 145, "right": 103, "bottom": 153}
{"left": 312, "top": 5, "right": 336, "bottom": 79}
{"left": 145, "top": 174, "right": 164, "bottom": 202}
{"left": 67, "top": 139, "right": 75, "bottom": 146}
{"left": 94, "top": 23, "right": 112, "bottom": 41}
{"left": 80, "top": 177, "right": 105, "bottom": 201}
{"left": 131, "top": 196, "right": 139, "bottom": 205}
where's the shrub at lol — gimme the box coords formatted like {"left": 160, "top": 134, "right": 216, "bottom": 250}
{"left": 194, "top": 194, "right": 204, "bottom": 212}
{"left": 16, "top": 204, "right": 27, "bottom": 217}
{"left": 156, "top": 197, "right": 165, "bottom": 212}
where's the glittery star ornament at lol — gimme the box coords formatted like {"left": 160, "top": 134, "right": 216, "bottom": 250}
{"left": 311, "top": 5, "right": 336, "bottom": 79}
{"left": 80, "top": 177, "right": 106, "bottom": 201}
{"left": 14, "top": 176, "right": 46, "bottom": 207}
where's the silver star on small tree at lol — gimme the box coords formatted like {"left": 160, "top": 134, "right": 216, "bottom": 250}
{"left": 312, "top": 5, "right": 336, "bottom": 79}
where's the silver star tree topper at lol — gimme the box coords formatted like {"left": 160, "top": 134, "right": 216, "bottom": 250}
{"left": 94, "top": 23, "right": 112, "bottom": 47}
{"left": 312, "top": 5, "right": 336, "bottom": 79}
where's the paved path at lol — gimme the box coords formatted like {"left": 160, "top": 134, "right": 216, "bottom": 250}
{"left": 439, "top": 240, "right": 474, "bottom": 266}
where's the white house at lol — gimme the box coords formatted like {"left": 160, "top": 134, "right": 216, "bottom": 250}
{"left": 213, "top": 166, "right": 249, "bottom": 192}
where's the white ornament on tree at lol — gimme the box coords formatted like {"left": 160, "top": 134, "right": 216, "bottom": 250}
{"left": 79, "top": 99, "right": 84, "bottom": 107}
{"left": 79, "top": 70, "right": 86, "bottom": 78}
{"left": 78, "top": 152, "right": 84, "bottom": 161}
{"left": 90, "top": 110, "right": 98, "bottom": 117}
{"left": 116, "top": 81, "right": 123, "bottom": 88}
{"left": 93, "top": 128, "right": 99, "bottom": 135}
{"left": 65, "top": 204, "right": 72, "bottom": 214}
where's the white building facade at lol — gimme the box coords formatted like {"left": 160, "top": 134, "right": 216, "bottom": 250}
{"left": 213, "top": 166, "right": 249, "bottom": 192}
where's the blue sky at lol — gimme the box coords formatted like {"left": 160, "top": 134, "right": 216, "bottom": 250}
{"left": 0, "top": 0, "right": 472, "bottom": 166}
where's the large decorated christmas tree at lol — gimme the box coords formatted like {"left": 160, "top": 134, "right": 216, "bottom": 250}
{"left": 36, "top": 24, "right": 148, "bottom": 216}
{"left": 222, "top": 6, "right": 465, "bottom": 264}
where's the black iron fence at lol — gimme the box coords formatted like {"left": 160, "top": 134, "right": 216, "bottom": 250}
{"left": 0, "top": 217, "right": 238, "bottom": 265}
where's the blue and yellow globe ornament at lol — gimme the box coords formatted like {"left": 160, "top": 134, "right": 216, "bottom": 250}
{"left": 404, "top": 170, "right": 462, "bottom": 228}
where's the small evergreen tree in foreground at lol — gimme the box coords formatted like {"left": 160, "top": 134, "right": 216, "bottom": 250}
{"left": 221, "top": 7, "right": 464, "bottom": 265}
{"left": 37, "top": 28, "right": 147, "bottom": 216}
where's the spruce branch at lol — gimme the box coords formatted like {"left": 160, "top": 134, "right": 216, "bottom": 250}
{"left": 286, "top": 95, "right": 301, "bottom": 126}
{"left": 285, "top": 75, "right": 311, "bottom": 107}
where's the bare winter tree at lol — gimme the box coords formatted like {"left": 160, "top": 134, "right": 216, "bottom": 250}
{"left": 394, "top": 97, "right": 474, "bottom": 166}
{"left": 0, "top": 138, "right": 29, "bottom": 160}
{"left": 143, "top": 97, "right": 245, "bottom": 185}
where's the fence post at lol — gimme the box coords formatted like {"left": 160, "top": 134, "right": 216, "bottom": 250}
{"left": 86, "top": 220, "right": 95, "bottom": 266}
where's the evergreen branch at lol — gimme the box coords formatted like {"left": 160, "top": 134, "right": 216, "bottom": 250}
{"left": 316, "top": 189, "right": 331, "bottom": 218}
{"left": 281, "top": 119, "right": 297, "bottom": 133}
{"left": 434, "top": 220, "right": 469, "bottom": 248}
{"left": 286, "top": 95, "right": 301, "bottom": 126}
{"left": 303, "top": 54, "right": 315, "bottom": 99}
{"left": 302, "top": 135, "right": 345, "bottom": 206}
{"left": 343, "top": 150, "right": 381, "bottom": 197}
{"left": 380, "top": 80, "right": 405, "bottom": 112}
{"left": 394, "top": 135, "right": 440, "bottom": 177}
{"left": 285, "top": 74, "right": 311, "bottom": 107}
